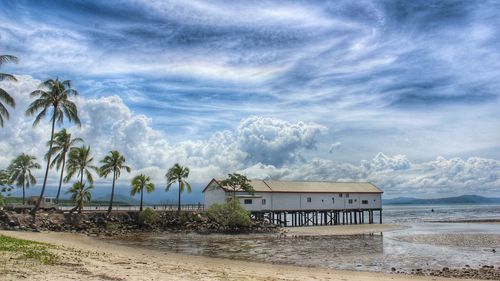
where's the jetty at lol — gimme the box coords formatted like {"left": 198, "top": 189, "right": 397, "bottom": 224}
{"left": 203, "top": 179, "right": 383, "bottom": 227}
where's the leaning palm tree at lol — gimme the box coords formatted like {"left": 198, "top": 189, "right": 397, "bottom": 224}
{"left": 26, "top": 78, "right": 81, "bottom": 213}
{"left": 7, "top": 154, "right": 41, "bottom": 205}
{"left": 99, "top": 151, "right": 131, "bottom": 215}
{"left": 64, "top": 145, "right": 97, "bottom": 186}
{"left": 0, "top": 55, "right": 18, "bottom": 128}
{"left": 165, "top": 163, "right": 191, "bottom": 214}
{"left": 66, "top": 182, "right": 92, "bottom": 214}
{"left": 130, "top": 174, "right": 155, "bottom": 212}
{"left": 45, "top": 129, "right": 82, "bottom": 203}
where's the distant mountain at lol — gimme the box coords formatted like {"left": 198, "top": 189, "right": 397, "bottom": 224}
{"left": 384, "top": 195, "right": 500, "bottom": 205}
{"left": 93, "top": 193, "right": 140, "bottom": 204}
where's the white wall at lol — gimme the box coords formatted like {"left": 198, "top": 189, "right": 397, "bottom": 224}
{"left": 204, "top": 186, "right": 226, "bottom": 208}
{"left": 236, "top": 192, "right": 273, "bottom": 211}
{"left": 205, "top": 191, "right": 382, "bottom": 211}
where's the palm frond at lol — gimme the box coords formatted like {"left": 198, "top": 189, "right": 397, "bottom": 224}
{"left": 0, "top": 73, "right": 17, "bottom": 82}
{"left": 0, "top": 87, "right": 15, "bottom": 107}
{"left": 0, "top": 55, "right": 18, "bottom": 65}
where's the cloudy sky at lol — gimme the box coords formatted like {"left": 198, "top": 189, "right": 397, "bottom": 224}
{"left": 0, "top": 0, "right": 499, "bottom": 200}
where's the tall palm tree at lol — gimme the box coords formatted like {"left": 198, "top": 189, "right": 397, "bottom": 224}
{"left": 64, "top": 145, "right": 97, "bottom": 186}
{"left": 0, "top": 55, "right": 18, "bottom": 128}
{"left": 45, "top": 129, "right": 82, "bottom": 203}
{"left": 165, "top": 163, "right": 191, "bottom": 214}
{"left": 99, "top": 151, "right": 131, "bottom": 215}
{"left": 130, "top": 174, "right": 155, "bottom": 212}
{"left": 26, "top": 78, "right": 80, "bottom": 213}
{"left": 66, "top": 182, "right": 92, "bottom": 214}
{"left": 7, "top": 154, "right": 41, "bottom": 205}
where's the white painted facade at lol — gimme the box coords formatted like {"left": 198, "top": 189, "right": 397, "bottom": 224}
{"left": 203, "top": 179, "right": 382, "bottom": 211}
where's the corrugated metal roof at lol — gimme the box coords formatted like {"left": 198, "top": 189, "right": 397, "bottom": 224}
{"left": 263, "top": 180, "right": 382, "bottom": 193}
{"left": 211, "top": 179, "right": 272, "bottom": 192}
{"left": 203, "top": 179, "right": 382, "bottom": 193}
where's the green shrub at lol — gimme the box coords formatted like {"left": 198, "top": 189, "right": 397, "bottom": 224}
{"left": 207, "top": 199, "right": 252, "bottom": 228}
{"left": 138, "top": 208, "right": 160, "bottom": 226}
{"left": 0, "top": 194, "right": 4, "bottom": 207}
{"left": 0, "top": 235, "right": 59, "bottom": 265}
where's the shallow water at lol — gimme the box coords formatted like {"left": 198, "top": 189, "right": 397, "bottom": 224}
{"left": 108, "top": 204, "right": 500, "bottom": 273}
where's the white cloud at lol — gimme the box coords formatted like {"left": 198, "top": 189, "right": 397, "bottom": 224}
{"left": 241, "top": 153, "right": 500, "bottom": 197}
{"left": 1, "top": 75, "right": 499, "bottom": 198}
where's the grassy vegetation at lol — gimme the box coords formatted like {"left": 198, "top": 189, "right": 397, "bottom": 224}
{"left": 0, "top": 235, "right": 59, "bottom": 265}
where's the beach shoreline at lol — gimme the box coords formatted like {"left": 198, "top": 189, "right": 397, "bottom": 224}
{"left": 0, "top": 228, "right": 495, "bottom": 281}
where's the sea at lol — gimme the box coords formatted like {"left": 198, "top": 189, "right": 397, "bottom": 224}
{"left": 108, "top": 204, "right": 500, "bottom": 273}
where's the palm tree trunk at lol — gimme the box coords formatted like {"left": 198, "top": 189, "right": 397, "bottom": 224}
{"left": 78, "top": 199, "right": 83, "bottom": 214}
{"left": 177, "top": 181, "right": 181, "bottom": 214}
{"left": 80, "top": 168, "right": 84, "bottom": 185}
{"left": 107, "top": 172, "right": 116, "bottom": 215}
{"left": 55, "top": 156, "right": 66, "bottom": 204}
{"left": 140, "top": 188, "right": 144, "bottom": 212}
{"left": 22, "top": 182, "right": 25, "bottom": 205}
{"left": 31, "top": 116, "right": 56, "bottom": 215}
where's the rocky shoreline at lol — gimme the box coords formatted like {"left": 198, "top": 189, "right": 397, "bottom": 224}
{"left": 2, "top": 209, "right": 499, "bottom": 280}
{"left": 391, "top": 265, "right": 500, "bottom": 280}
{"left": 0, "top": 209, "right": 279, "bottom": 236}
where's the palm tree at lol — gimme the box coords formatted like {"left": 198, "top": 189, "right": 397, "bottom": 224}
{"left": 26, "top": 78, "right": 80, "bottom": 213}
{"left": 0, "top": 55, "right": 18, "bottom": 128}
{"left": 45, "top": 129, "right": 82, "bottom": 204}
{"left": 99, "top": 151, "right": 131, "bottom": 215}
{"left": 130, "top": 174, "right": 155, "bottom": 212}
{"left": 64, "top": 145, "right": 97, "bottom": 186}
{"left": 165, "top": 163, "right": 191, "bottom": 214}
{"left": 66, "top": 182, "right": 92, "bottom": 214}
{"left": 7, "top": 154, "right": 41, "bottom": 205}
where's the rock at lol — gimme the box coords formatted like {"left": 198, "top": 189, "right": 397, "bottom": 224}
{"left": 391, "top": 267, "right": 396, "bottom": 272}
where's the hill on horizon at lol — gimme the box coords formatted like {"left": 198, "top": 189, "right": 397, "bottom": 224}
{"left": 384, "top": 194, "right": 500, "bottom": 205}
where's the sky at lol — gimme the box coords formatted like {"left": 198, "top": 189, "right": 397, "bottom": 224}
{"left": 0, "top": 0, "right": 499, "bottom": 200}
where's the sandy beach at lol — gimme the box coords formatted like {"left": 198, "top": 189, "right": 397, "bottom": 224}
{"left": 0, "top": 229, "right": 492, "bottom": 281}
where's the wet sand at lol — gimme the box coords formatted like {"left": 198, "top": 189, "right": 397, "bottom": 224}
{"left": 0, "top": 230, "right": 487, "bottom": 281}
{"left": 284, "top": 223, "right": 404, "bottom": 236}
{"left": 393, "top": 233, "right": 500, "bottom": 248}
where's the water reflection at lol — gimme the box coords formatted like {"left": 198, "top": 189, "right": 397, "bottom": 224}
{"left": 112, "top": 233, "right": 384, "bottom": 268}
{"left": 108, "top": 223, "right": 500, "bottom": 272}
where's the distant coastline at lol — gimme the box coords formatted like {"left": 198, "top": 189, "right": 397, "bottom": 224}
{"left": 384, "top": 195, "right": 500, "bottom": 205}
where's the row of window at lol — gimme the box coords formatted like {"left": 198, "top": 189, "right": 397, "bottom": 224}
{"left": 243, "top": 198, "right": 372, "bottom": 205}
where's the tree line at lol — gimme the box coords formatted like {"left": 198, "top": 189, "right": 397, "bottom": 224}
{"left": 0, "top": 54, "right": 191, "bottom": 216}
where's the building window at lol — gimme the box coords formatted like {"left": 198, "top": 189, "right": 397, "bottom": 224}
{"left": 348, "top": 199, "right": 353, "bottom": 204}
{"left": 332, "top": 197, "right": 335, "bottom": 203}
{"left": 244, "top": 199, "right": 252, "bottom": 205}
{"left": 362, "top": 200, "right": 368, "bottom": 205}
{"left": 307, "top": 197, "right": 312, "bottom": 203}
{"left": 354, "top": 199, "right": 357, "bottom": 202}
{"left": 346, "top": 194, "right": 350, "bottom": 198}
{"left": 339, "top": 194, "right": 343, "bottom": 198}
{"left": 262, "top": 199, "right": 266, "bottom": 205}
